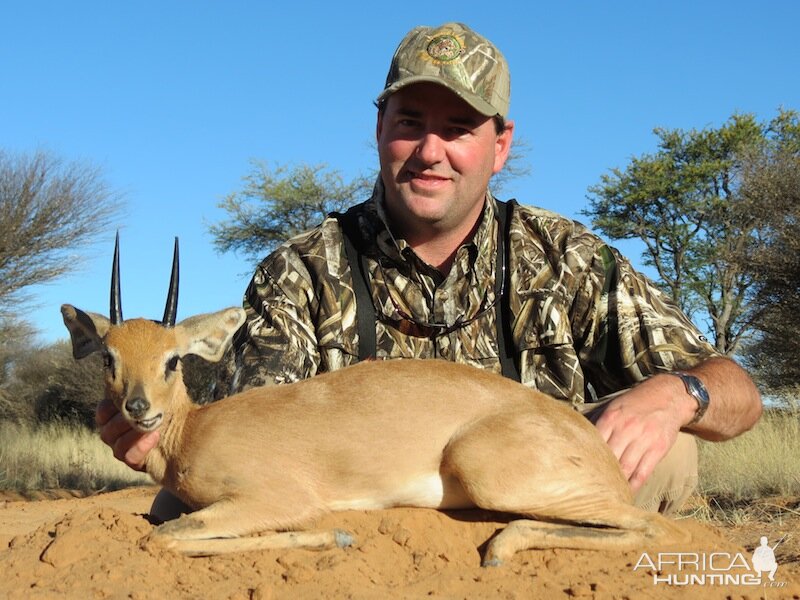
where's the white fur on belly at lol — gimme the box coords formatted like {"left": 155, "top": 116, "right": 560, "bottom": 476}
{"left": 328, "top": 473, "right": 472, "bottom": 511}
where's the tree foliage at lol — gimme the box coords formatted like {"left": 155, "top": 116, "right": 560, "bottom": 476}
{"left": 0, "top": 149, "right": 122, "bottom": 424}
{"left": 584, "top": 109, "right": 797, "bottom": 356}
{"left": 0, "top": 340, "right": 103, "bottom": 426}
{"left": 0, "top": 318, "right": 36, "bottom": 421}
{"left": 0, "top": 150, "right": 122, "bottom": 316}
{"left": 735, "top": 133, "right": 800, "bottom": 391}
{"left": 209, "top": 162, "right": 372, "bottom": 267}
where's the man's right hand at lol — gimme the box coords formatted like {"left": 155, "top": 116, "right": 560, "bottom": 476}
{"left": 96, "top": 398, "right": 159, "bottom": 472}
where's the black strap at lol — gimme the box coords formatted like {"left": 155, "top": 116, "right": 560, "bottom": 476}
{"left": 335, "top": 207, "right": 377, "bottom": 360}
{"left": 494, "top": 200, "right": 520, "bottom": 382}
{"left": 334, "top": 200, "right": 520, "bottom": 381}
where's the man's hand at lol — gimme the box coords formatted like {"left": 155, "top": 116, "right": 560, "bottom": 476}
{"left": 593, "top": 357, "right": 763, "bottom": 491}
{"left": 95, "top": 398, "right": 159, "bottom": 472}
{"left": 593, "top": 375, "right": 696, "bottom": 492}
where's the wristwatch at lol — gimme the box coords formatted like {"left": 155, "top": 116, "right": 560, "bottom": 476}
{"left": 668, "top": 372, "right": 710, "bottom": 425}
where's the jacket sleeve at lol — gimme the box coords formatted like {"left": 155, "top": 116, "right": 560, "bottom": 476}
{"left": 575, "top": 243, "right": 721, "bottom": 397}
{"left": 219, "top": 245, "right": 322, "bottom": 394}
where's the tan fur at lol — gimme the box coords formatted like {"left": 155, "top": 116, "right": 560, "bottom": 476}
{"left": 61, "top": 304, "right": 688, "bottom": 564}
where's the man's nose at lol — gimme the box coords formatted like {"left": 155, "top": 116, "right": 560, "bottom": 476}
{"left": 415, "top": 132, "right": 445, "bottom": 164}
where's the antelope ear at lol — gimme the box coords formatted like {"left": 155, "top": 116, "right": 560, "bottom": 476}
{"left": 174, "top": 307, "right": 246, "bottom": 363}
{"left": 61, "top": 304, "right": 111, "bottom": 359}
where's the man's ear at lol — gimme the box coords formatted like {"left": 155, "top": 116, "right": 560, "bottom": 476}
{"left": 61, "top": 304, "right": 111, "bottom": 359}
{"left": 492, "top": 120, "right": 515, "bottom": 174}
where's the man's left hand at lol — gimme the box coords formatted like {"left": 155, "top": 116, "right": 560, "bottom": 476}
{"left": 593, "top": 377, "right": 695, "bottom": 491}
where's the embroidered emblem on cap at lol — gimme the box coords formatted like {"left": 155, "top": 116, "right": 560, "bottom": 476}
{"left": 425, "top": 33, "right": 464, "bottom": 63}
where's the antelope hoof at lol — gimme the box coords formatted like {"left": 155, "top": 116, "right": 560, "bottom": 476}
{"left": 140, "top": 531, "right": 176, "bottom": 553}
{"left": 481, "top": 556, "right": 504, "bottom": 568}
{"left": 334, "top": 529, "right": 355, "bottom": 548}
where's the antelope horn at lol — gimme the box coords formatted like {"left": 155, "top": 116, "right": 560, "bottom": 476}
{"left": 110, "top": 231, "right": 123, "bottom": 325}
{"left": 162, "top": 237, "right": 179, "bottom": 327}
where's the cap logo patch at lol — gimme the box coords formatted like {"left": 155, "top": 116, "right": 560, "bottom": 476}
{"left": 425, "top": 34, "right": 464, "bottom": 63}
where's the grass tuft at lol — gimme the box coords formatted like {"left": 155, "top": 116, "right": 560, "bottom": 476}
{"left": 0, "top": 421, "right": 151, "bottom": 494}
{"left": 697, "top": 407, "right": 800, "bottom": 502}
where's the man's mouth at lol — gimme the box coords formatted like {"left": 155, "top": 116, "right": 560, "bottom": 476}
{"left": 408, "top": 170, "right": 449, "bottom": 182}
{"left": 404, "top": 171, "right": 451, "bottom": 193}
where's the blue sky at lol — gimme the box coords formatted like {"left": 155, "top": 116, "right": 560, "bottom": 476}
{"left": 4, "top": 1, "right": 798, "bottom": 344}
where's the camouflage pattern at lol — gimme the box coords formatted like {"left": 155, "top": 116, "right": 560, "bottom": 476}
{"left": 376, "top": 22, "right": 511, "bottom": 118}
{"left": 220, "top": 179, "right": 720, "bottom": 408}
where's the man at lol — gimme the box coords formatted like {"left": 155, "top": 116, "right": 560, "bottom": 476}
{"left": 98, "top": 22, "right": 761, "bottom": 516}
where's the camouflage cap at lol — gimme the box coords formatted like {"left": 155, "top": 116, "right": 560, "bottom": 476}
{"left": 376, "top": 22, "right": 511, "bottom": 118}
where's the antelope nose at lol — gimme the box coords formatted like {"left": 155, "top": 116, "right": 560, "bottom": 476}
{"left": 125, "top": 397, "right": 150, "bottom": 419}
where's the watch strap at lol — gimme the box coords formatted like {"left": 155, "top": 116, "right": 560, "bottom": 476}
{"left": 667, "top": 371, "right": 710, "bottom": 425}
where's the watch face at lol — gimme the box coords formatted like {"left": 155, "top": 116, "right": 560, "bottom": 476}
{"left": 672, "top": 372, "right": 709, "bottom": 424}
{"left": 687, "top": 376, "right": 710, "bottom": 404}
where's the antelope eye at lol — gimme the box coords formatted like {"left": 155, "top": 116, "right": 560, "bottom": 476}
{"left": 101, "top": 352, "right": 116, "bottom": 379}
{"left": 166, "top": 355, "right": 180, "bottom": 375}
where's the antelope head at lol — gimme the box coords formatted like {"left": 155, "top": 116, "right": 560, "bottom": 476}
{"left": 61, "top": 235, "right": 246, "bottom": 433}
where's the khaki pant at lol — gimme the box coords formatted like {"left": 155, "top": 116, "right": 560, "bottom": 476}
{"left": 580, "top": 401, "right": 698, "bottom": 516}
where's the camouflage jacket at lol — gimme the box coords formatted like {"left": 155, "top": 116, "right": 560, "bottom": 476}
{"left": 222, "top": 181, "right": 719, "bottom": 406}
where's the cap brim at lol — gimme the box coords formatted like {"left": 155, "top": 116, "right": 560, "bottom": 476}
{"left": 375, "top": 76, "right": 500, "bottom": 118}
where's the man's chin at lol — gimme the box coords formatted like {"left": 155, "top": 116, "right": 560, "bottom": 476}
{"left": 395, "top": 200, "right": 452, "bottom": 228}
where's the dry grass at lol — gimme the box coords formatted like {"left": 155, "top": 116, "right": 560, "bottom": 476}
{"left": 681, "top": 407, "right": 800, "bottom": 528}
{"left": 698, "top": 407, "right": 800, "bottom": 500}
{"left": 0, "top": 421, "right": 151, "bottom": 495}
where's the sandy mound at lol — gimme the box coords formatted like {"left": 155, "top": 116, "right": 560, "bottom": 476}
{"left": 0, "top": 487, "right": 798, "bottom": 599}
